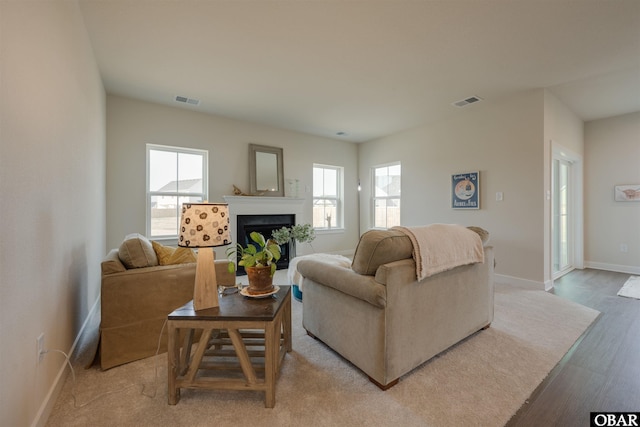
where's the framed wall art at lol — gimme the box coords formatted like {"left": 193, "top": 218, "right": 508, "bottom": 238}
{"left": 452, "top": 171, "right": 480, "bottom": 209}
{"left": 614, "top": 185, "right": 640, "bottom": 202}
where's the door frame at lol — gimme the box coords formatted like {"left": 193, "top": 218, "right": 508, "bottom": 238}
{"left": 551, "top": 144, "right": 584, "bottom": 282}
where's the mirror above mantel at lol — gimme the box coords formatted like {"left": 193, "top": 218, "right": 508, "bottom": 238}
{"left": 249, "top": 144, "right": 284, "bottom": 197}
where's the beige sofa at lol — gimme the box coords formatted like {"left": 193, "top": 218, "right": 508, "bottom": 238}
{"left": 297, "top": 227, "right": 494, "bottom": 389}
{"left": 97, "top": 234, "right": 234, "bottom": 369}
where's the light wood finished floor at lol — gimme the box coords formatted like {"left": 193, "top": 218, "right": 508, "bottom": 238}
{"left": 507, "top": 268, "right": 640, "bottom": 427}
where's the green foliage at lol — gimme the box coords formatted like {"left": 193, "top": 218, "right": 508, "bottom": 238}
{"left": 227, "top": 231, "right": 281, "bottom": 277}
{"left": 271, "top": 223, "right": 316, "bottom": 246}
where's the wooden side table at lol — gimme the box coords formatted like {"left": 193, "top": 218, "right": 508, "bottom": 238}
{"left": 167, "top": 285, "right": 292, "bottom": 408}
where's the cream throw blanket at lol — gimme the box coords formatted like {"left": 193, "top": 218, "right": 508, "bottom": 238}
{"left": 392, "top": 224, "right": 484, "bottom": 281}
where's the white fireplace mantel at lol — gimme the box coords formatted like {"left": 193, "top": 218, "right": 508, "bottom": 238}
{"left": 223, "top": 196, "right": 306, "bottom": 243}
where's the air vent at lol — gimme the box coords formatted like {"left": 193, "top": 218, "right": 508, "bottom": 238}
{"left": 174, "top": 95, "right": 200, "bottom": 106}
{"left": 452, "top": 96, "right": 483, "bottom": 108}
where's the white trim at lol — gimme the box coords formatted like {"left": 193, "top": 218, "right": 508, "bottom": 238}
{"left": 584, "top": 261, "right": 640, "bottom": 275}
{"left": 31, "top": 296, "right": 101, "bottom": 427}
{"left": 550, "top": 143, "right": 584, "bottom": 289}
{"left": 494, "top": 273, "right": 546, "bottom": 290}
{"left": 146, "top": 144, "right": 209, "bottom": 239}
{"left": 312, "top": 164, "right": 344, "bottom": 229}
{"left": 223, "top": 195, "right": 306, "bottom": 248}
{"left": 371, "top": 161, "right": 401, "bottom": 229}
{"left": 314, "top": 228, "right": 345, "bottom": 235}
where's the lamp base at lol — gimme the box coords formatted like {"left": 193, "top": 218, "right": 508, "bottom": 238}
{"left": 193, "top": 247, "right": 219, "bottom": 310}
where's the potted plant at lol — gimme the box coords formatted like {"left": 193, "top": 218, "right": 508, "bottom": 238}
{"left": 271, "top": 223, "right": 316, "bottom": 254}
{"left": 227, "top": 231, "right": 281, "bottom": 294}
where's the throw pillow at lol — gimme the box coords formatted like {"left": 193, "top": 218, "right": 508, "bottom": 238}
{"left": 167, "top": 247, "right": 197, "bottom": 265}
{"left": 118, "top": 233, "right": 159, "bottom": 269}
{"left": 152, "top": 241, "right": 197, "bottom": 265}
{"left": 151, "top": 240, "right": 175, "bottom": 265}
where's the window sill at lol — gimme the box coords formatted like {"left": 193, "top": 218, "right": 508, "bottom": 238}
{"left": 314, "top": 228, "right": 345, "bottom": 235}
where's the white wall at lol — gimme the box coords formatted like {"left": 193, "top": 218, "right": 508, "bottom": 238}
{"left": 585, "top": 112, "right": 640, "bottom": 274}
{"left": 359, "top": 90, "right": 546, "bottom": 284}
{"left": 0, "top": 2, "right": 106, "bottom": 426}
{"left": 106, "top": 95, "right": 359, "bottom": 256}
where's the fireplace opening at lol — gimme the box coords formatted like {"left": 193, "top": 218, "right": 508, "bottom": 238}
{"left": 235, "top": 214, "right": 296, "bottom": 276}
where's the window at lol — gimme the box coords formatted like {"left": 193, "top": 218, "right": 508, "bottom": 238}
{"left": 146, "top": 144, "right": 208, "bottom": 239}
{"left": 313, "top": 164, "right": 343, "bottom": 229}
{"left": 373, "top": 162, "right": 401, "bottom": 228}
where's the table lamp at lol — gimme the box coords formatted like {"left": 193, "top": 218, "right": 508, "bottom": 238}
{"left": 178, "top": 202, "right": 231, "bottom": 310}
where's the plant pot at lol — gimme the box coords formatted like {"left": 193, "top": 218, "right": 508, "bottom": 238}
{"left": 245, "top": 265, "right": 274, "bottom": 295}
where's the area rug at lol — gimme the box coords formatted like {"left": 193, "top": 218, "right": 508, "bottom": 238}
{"left": 617, "top": 275, "right": 640, "bottom": 300}
{"left": 46, "top": 282, "right": 599, "bottom": 427}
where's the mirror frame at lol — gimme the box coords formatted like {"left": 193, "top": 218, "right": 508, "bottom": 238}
{"left": 249, "top": 144, "right": 284, "bottom": 196}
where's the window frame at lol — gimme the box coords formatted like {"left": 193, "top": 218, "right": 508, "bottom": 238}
{"left": 146, "top": 144, "right": 208, "bottom": 240}
{"left": 372, "top": 161, "right": 401, "bottom": 229}
{"left": 312, "top": 163, "right": 344, "bottom": 231}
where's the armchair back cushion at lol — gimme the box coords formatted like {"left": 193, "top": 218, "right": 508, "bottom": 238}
{"left": 351, "top": 229, "right": 413, "bottom": 275}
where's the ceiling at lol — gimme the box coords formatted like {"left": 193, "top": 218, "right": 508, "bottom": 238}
{"left": 78, "top": 1, "right": 640, "bottom": 143}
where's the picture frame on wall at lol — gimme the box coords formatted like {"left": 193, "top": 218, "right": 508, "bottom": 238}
{"left": 452, "top": 171, "right": 480, "bottom": 209}
{"left": 614, "top": 185, "right": 640, "bottom": 202}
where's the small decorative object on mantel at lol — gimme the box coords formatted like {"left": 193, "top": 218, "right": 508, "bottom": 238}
{"left": 614, "top": 185, "right": 640, "bottom": 202}
{"left": 285, "top": 178, "right": 300, "bottom": 198}
{"left": 232, "top": 184, "right": 263, "bottom": 196}
{"left": 452, "top": 171, "right": 480, "bottom": 209}
{"left": 227, "top": 231, "right": 281, "bottom": 295}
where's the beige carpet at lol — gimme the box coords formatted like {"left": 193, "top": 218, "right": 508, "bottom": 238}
{"left": 46, "top": 282, "right": 599, "bottom": 427}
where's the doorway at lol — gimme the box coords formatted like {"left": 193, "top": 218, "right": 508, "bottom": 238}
{"left": 551, "top": 146, "right": 583, "bottom": 280}
{"left": 552, "top": 158, "right": 572, "bottom": 276}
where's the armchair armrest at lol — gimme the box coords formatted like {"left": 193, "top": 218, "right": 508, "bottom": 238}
{"left": 297, "top": 260, "right": 387, "bottom": 308}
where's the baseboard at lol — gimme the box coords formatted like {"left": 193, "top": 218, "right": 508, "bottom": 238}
{"left": 494, "top": 273, "right": 545, "bottom": 290}
{"left": 31, "top": 295, "right": 101, "bottom": 427}
{"left": 584, "top": 261, "right": 640, "bottom": 275}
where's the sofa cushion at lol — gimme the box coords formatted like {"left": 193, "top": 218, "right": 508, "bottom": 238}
{"left": 467, "top": 226, "right": 490, "bottom": 245}
{"left": 351, "top": 229, "right": 413, "bottom": 276}
{"left": 152, "top": 241, "right": 197, "bottom": 265}
{"left": 101, "top": 249, "right": 127, "bottom": 275}
{"left": 118, "top": 233, "right": 159, "bottom": 269}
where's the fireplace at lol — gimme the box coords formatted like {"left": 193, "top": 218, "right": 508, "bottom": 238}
{"left": 235, "top": 214, "right": 296, "bottom": 275}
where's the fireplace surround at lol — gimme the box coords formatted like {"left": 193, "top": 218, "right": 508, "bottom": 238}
{"left": 223, "top": 195, "right": 306, "bottom": 276}
{"left": 236, "top": 213, "right": 295, "bottom": 275}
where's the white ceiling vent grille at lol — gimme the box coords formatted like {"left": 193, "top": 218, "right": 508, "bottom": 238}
{"left": 452, "top": 96, "right": 483, "bottom": 108}
{"left": 175, "top": 95, "right": 200, "bottom": 106}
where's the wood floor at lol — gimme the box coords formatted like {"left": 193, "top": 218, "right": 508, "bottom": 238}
{"left": 506, "top": 268, "right": 640, "bottom": 427}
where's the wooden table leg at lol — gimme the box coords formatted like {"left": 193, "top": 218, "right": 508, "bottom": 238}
{"left": 167, "top": 322, "right": 180, "bottom": 405}
{"left": 179, "top": 329, "right": 194, "bottom": 376}
{"left": 264, "top": 320, "right": 277, "bottom": 408}
{"left": 283, "top": 293, "right": 292, "bottom": 352}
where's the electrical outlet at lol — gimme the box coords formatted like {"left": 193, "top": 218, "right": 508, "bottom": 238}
{"left": 36, "top": 333, "right": 45, "bottom": 363}
{"left": 620, "top": 244, "right": 628, "bottom": 253}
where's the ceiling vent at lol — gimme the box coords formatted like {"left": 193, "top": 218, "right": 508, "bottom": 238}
{"left": 174, "top": 95, "right": 200, "bottom": 106}
{"left": 452, "top": 96, "right": 483, "bottom": 108}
